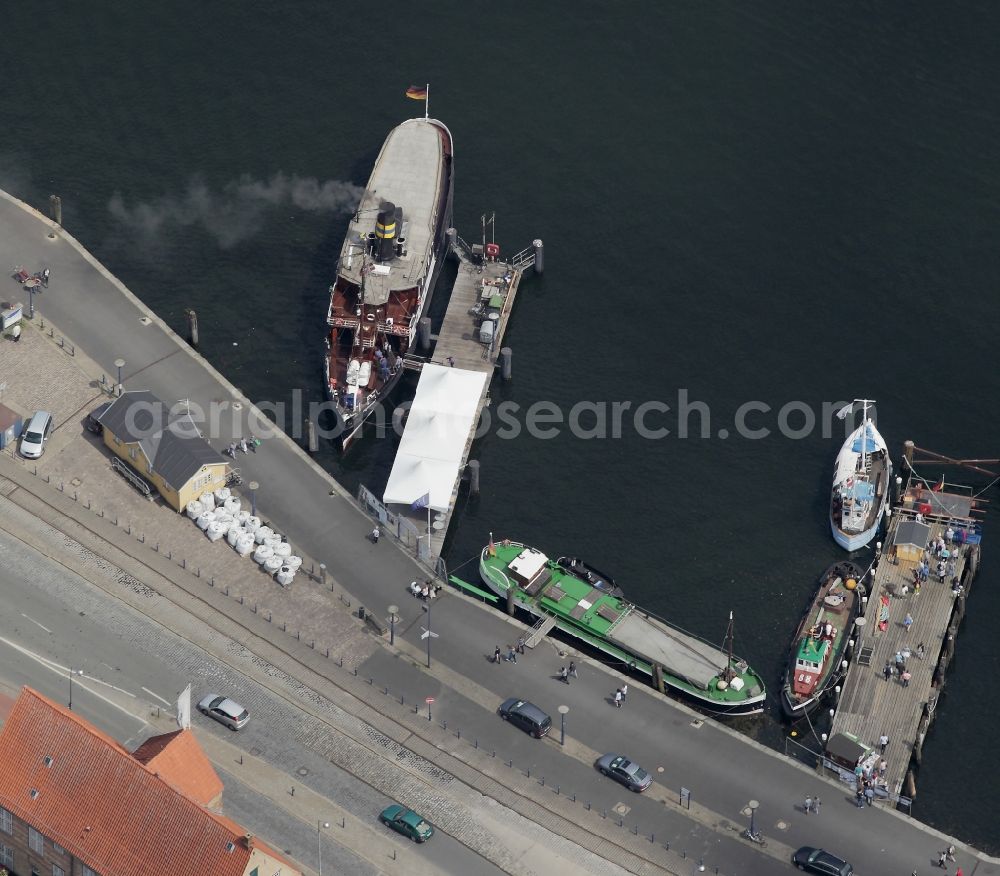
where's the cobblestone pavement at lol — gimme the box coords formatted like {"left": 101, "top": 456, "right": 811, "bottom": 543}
{"left": 3, "top": 319, "right": 378, "bottom": 670}
{"left": 0, "top": 318, "right": 104, "bottom": 462}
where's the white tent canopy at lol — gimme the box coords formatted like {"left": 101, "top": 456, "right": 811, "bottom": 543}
{"left": 382, "top": 364, "right": 488, "bottom": 513}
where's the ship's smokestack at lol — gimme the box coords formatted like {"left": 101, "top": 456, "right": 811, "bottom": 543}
{"left": 375, "top": 202, "right": 396, "bottom": 261}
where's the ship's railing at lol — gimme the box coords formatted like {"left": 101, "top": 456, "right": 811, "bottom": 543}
{"left": 452, "top": 233, "right": 476, "bottom": 261}
{"left": 510, "top": 245, "right": 536, "bottom": 271}
{"left": 605, "top": 602, "right": 633, "bottom": 636}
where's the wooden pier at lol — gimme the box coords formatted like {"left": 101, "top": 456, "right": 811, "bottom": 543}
{"left": 826, "top": 478, "right": 983, "bottom": 802}
{"left": 389, "top": 235, "right": 536, "bottom": 560}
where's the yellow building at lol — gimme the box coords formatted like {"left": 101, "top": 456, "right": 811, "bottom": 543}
{"left": 96, "top": 390, "right": 229, "bottom": 511}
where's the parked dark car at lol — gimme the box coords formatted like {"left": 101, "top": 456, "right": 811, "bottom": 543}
{"left": 792, "top": 846, "right": 853, "bottom": 875}
{"left": 378, "top": 804, "right": 434, "bottom": 843}
{"left": 86, "top": 401, "right": 112, "bottom": 434}
{"left": 595, "top": 753, "right": 653, "bottom": 792}
{"left": 497, "top": 698, "right": 551, "bottom": 738}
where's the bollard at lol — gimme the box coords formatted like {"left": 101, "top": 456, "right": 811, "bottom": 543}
{"left": 320, "top": 563, "right": 327, "bottom": 586}
{"left": 500, "top": 346, "right": 512, "bottom": 380}
{"left": 532, "top": 238, "right": 544, "bottom": 273}
{"left": 185, "top": 309, "right": 199, "bottom": 347}
{"left": 418, "top": 316, "right": 432, "bottom": 350}
{"left": 467, "top": 459, "right": 480, "bottom": 496}
{"left": 307, "top": 417, "right": 318, "bottom": 453}
{"left": 446, "top": 227, "right": 457, "bottom": 254}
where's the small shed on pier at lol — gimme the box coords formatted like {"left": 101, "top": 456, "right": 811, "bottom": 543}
{"left": 892, "top": 519, "right": 931, "bottom": 564}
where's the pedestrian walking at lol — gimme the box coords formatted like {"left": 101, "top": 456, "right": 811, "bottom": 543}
{"left": 614, "top": 689, "right": 623, "bottom": 708}
{"left": 227, "top": 442, "right": 237, "bottom": 458}
{"left": 560, "top": 666, "right": 570, "bottom": 683}
{"left": 937, "top": 851, "right": 948, "bottom": 868}
{"left": 516, "top": 637, "right": 525, "bottom": 654}
{"left": 370, "top": 526, "right": 380, "bottom": 544}
{"left": 506, "top": 644, "right": 517, "bottom": 664}
{"left": 804, "top": 794, "right": 813, "bottom": 814}
{"left": 879, "top": 758, "right": 887, "bottom": 776}
{"left": 812, "top": 795, "right": 821, "bottom": 814}
{"left": 917, "top": 642, "right": 926, "bottom": 660}
{"left": 879, "top": 733, "right": 889, "bottom": 754}
{"left": 250, "top": 434, "right": 259, "bottom": 452}
{"left": 239, "top": 437, "right": 249, "bottom": 453}
{"left": 568, "top": 660, "right": 577, "bottom": 678}
{"left": 883, "top": 662, "right": 893, "bottom": 682}
{"left": 493, "top": 646, "right": 502, "bottom": 664}
{"left": 620, "top": 683, "right": 628, "bottom": 702}
{"left": 903, "top": 613, "right": 913, "bottom": 634}
{"left": 900, "top": 670, "right": 912, "bottom": 687}
{"left": 864, "top": 786, "right": 874, "bottom": 807}
{"left": 946, "top": 845, "right": 956, "bottom": 862}
{"left": 855, "top": 789, "right": 865, "bottom": 809}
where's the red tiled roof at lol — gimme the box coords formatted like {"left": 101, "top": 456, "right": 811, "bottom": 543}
{"left": 131, "top": 729, "right": 224, "bottom": 807}
{"left": 0, "top": 688, "right": 251, "bottom": 876}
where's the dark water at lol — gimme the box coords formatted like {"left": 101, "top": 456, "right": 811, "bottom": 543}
{"left": 5, "top": 0, "right": 999, "bottom": 850}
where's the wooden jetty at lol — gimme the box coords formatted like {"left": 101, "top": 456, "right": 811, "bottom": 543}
{"left": 825, "top": 470, "right": 984, "bottom": 804}
{"left": 366, "top": 231, "right": 538, "bottom": 563}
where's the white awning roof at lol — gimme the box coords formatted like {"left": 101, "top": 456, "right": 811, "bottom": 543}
{"left": 383, "top": 364, "right": 488, "bottom": 512}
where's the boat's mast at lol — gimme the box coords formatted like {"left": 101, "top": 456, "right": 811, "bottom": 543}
{"left": 723, "top": 611, "right": 735, "bottom": 680}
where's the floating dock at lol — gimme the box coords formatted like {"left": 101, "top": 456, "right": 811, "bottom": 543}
{"left": 360, "top": 232, "right": 539, "bottom": 563}
{"left": 825, "top": 461, "right": 984, "bottom": 804}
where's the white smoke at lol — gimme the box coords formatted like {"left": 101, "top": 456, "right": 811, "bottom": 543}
{"left": 108, "top": 173, "right": 364, "bottom": 249}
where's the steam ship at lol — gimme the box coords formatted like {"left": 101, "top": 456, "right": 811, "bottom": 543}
{"left": 325, "top": 118, "right": 454, "bottom": 450}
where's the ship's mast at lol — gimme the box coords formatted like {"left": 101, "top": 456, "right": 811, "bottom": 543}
{"left": 723, "top": 611, "right": 736, "bottom": 681}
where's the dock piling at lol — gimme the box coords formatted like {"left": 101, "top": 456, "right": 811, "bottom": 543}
{"left": 467, "top": 460, "right": 480, "bottom": 496}
{"left": 532, "top": 238, "right": 544, "bottom": 273}
{"left": 500, "top": 346, "right": 512, "bottom": 381}
{"left": 185, "top": 309, "right": 199, "bottom": 347}
{"left": 418, "top": 317, "right": 432, "bottom": 350}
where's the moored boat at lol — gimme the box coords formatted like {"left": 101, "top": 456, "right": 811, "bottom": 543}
{"left": 781, "top": 561, "right": 864, "bottom": 718}
{"left": 324, "top": 117, "right": 454, "bottom": 451}
{"left": 477, "top": 539, "right": 766, "bottom": 717}
{"left": 830, "top": 399, "right": 891, "bottom": 551}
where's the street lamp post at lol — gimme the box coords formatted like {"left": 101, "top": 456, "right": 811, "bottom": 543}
{"left": 557, "top": 704, "right": 569, "bottom": 746}
{"left": 387, "top": 605, "right": 399, "bottom": 646}
{"left": 68, "top": 668, "right": 83, "bottom": 710}
{"left": 747, "top": 799, "right": 759, "bottom": 838}
{"left": 28, "top": 285, "right": 35, "bottom": 319}
{"left": 317, "top": 820, "right": 329, "bottom": 875}
{"left": 423, "top": 602, "right": 432, "bottom": 668}
{"left": 114, "top": 358, "right": 125, "bottom": 396}
{"left": 248, "top": 481, "right": 259, "bottom": 518}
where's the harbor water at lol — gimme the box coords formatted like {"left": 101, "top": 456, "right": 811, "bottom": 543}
{"left": 3, "top": 0, "right": 999, "bottom": 851}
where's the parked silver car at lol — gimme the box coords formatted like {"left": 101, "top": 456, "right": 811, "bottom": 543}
{"left": 197, "top": 694, "right": 250, "bottom": 730}
{"left": 595, "top": 753, "right": 652, "bottom": 792}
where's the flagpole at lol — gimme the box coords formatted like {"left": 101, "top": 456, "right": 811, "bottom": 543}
{"left": 425, "top": 82, "right": 429, "bottom": 120}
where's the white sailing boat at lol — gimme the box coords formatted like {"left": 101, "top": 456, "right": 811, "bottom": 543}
{"left": 830, "top": 399, "right": 892, "bottom": 551}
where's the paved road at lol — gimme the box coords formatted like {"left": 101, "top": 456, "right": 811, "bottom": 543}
{"left": 0, "top": 524, "right": 504, "bottom": 876}
{"left": 2, "top": 192, "right": 996, "bottom": 876}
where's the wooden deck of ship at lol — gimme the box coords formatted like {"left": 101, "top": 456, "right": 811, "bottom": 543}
{"left": 396, "top": 242, "right": 528, "bottom": 559}
{"left": 828, "top": 502, "right": 979, "bottom": 801}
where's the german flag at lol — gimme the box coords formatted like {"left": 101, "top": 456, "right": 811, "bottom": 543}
{"left": 405, "top": 85, "right": 427, "bottom": 100}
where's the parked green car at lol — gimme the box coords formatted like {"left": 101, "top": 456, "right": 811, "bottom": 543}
{"left": 378, "top": 804, "right": 434, "bottom": 843}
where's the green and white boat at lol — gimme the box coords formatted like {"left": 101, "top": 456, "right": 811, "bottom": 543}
{"left": 477, "top": 539, "right": 766, "bottom": 717}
